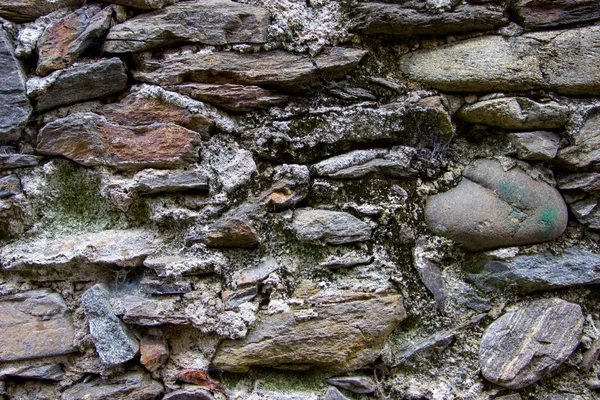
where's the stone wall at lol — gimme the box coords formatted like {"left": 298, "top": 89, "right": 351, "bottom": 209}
{"left": 0, "top": 0, "right": 599, "bottom": 399}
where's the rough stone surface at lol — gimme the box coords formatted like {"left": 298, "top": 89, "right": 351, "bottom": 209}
{"left": 352, "top": 2, "right": 508, "bottom": 36}
{"left": 326, "top": 377, "right": 376, "bottom": 394}
{"left": 510, "top": 131, "right": 560, "bottom": 161}
{"left": 0, "top": 175, "right": 22, "bottom": 198}
{"left": 566, "top": 197, "right": 600, "bottom": 230}
{"left": 119, "top": 295, "right": 187, "bottom": 326}
{"left": 557, "top": 110, "right": 600, "bottom": 170}
{"left": 558, "top": 172, "right": 600, "bottom": 193}
{"left": 480, "top": 298, "right": 584, "bottom": 389}
{"left": 178, "top": 369, "right": 221, "bottom": 391}
{"left": 194, "top": 204, "right": 261, "bottom": 248}
{"left": 213, "top": 291, "right": 405, "bottom": 373}
{"left": 36, "top": 5, "right": 113, "bottom": 75}
{"left": 163, "top": 389, "right": 214, "bottom": 400}
{"left": 425, "top": 159, "right": 568, "bottom": 251}
{"left": 132, "top": 47, "right": 368, "bottom": 93}
{"left": 234, "top": 256, "right": 279, "bottom": 288}
{"left": 292, "top": 208, "right": 372, "bottom": 245}
{"left": 133, "top": 170, "right": 209, "bottom": 195}
{"left": 514, "top": 0, "right": 600, "bottom": 29}
{"left": 104, "top": 0, "right": 269, "bottom": 53}
{"left": 33, "top": 58, "right": 128, "bottom": 111}
{"left": 37, "top": 113, "right": 201, "bottom": 171}
{"left": 140, "top": 334, "right": 169, "bottom": 372}
{"left": 207, "top": 135, "right": 257, "bottom": 193}
{"left": 81, "top": 284, "right": 139, "bottom": 366}
{"left": 457, "top": 98, "right": 568, "bottom": 130}
{"left": 258, "top": 164, "right": 310, "bottom": 211}
{"left": 0, "top": 29, "right": 32, "bottom": 142}
{"left": 0, "top": 362, "right": 64, "bottom": 381}
{"left": 0, "top": 290, "right": 75, "bottom": 361}
{"left": 101, "top": 0, "right": 175, "bottom": 9}
{"left": 0, "top": 154, "right": 40, "bottom": 170}
{"left": 0, "top": 0, "right": 82, "bottom": 22}
{"left": 143, "top": 255, "right": 225, "bottom": 277}
{"left": 324, "top": 387, "right": 351, "bottom": 400}
{"left": 61, "top": 371, "right": 163, "bottom": 400}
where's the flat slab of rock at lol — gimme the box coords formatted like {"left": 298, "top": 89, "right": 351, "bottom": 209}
{"left": 0, "top": 0, "right": 82, "bottom": 22}
{"left": 352, "top": 2, "right": 507, "bottom": 35}
{"left": 104, "top": 0, "right": 269, "bottom": 53}
{"left": 33, "top": 58, "right": 128, "bottom": 112}
{"left": 558, "top": 172, "right": 600, "bottom": 193}
{"left": 514, "top": 0, "right": 600, "bottom": 29}
{"left": 1, "top": 229, "right": 160, "bottom": 280}
{"left": 468, "top": 247, "right": 600, "bottom": 292}
{"left": 557, "top": 110, "right": 600, "bottom": 170}
{"left": 0, "top": 289, "right": 75, "bottom": 361}
{"left": 132, "top": 169, "right": 209, "bottom": 195}
{"left": 132, "top": 47, "right": 367, "bottom": 93}
{"left": 425, "top": 159, "right": 568, "bottom": 251}
{"left": 480, "top": 298, "right": 584, "bottom": 389}
{"left": 0, "top": 154, "right": 40, "bottom": 170}
{"left": 194, "top": 204, "right": 261, "bottom": 248}
{"left": 143, "top": 254, "right": 226, "bottom": 277}
{"left": 510, "top": 131, "right": 560, "bottom": 161}
{"left": 457, "top": 98, "right": 568, "bottom": 130}
{"left": 62, "top": 371, "right": 163, "bottom": 400}
{"left": 37, "top": 113, "right": 201, "bottom": 171}
{"left": 0, "top": 175, "right": 22, "bottom": 198}
{"left": 102, "top": 0, "right": 176, "bottom": 8}
{"left": 401, "top": 26, "right": 600, "bottom": 95}
{"left": 292, "top": 208, "right": 372, "bottom": 245}
{"left": 36, "top": 5, "right": 113, "bottom": 75}
{"left": 234, "top": 256, "right": 279, "bottom": 288}
{"left": 81, "top": 284, "right": 140, "bottom": 366}
{"left": 213, "top": 291, "right": 405, "bottom": 373}
{"left": 0, "top": 29, "right": 32, "bottom": 142}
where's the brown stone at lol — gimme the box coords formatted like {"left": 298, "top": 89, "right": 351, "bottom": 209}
{"left": 0, "top": 0, "right": 83, "bottom": 22}
{"left": 140, "top": 335, "right": 169, "bottom": 372}
{"left": 0, "top": 290, "right": 75, "bottom": 361}
{"left": 178, "top": 369, "right": 221, "bottom": 391}
{"left": 203, "top": 219, "right": 259, "bottom": 249}
{"left": 37, "top": 113, "right": 201, "bottom": 171}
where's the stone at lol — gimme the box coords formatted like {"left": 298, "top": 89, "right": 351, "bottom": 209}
{"left": 133, "top": 170, "right": 209, "bottom": 195}
{"left": 401, "top": 26, "right": 600, "bottom": 95}
{"left": 320, "top": 255, "right": 373, "bottom": 270}
{"left": 351, "top": 2, "right": 508, "bottom": 36}
{"left": 425, "top": 159, "right": 568, "bottom": 251}
{"left": 213, "top": 291, "right": 405, "bottom": 373}
{"left": 61, "top": 371, "right": 163, "bottom": 400}
{"left": 222, "top": 287, "right": 258, "bottom": 310}
{"left": 0, "top": 175, "right": 22, "bottom": 198}
{"left": 132, "top": 47, "right": 368, "bottom": 93}
{"left": 557, "top": 110, "right": 600, "bottom": 170}
{"left": 0, "top": 29, "right": 32, "bottom": 142}
{"left": 413, "top": 241, "right": 446, "bottom": 310}
{"left": 36, "top": 5, "right": 113, "bottom": 75}
{"left": 196, "top": 204, "right": 261, "bottom": 249}
{"left": 0, "top": 290, "right": 75, "bottom": 361}
{"left": 558, "top": 172, "right": 600, "bottom": 193}
{"left": 33, "top": 58, "right": 128, "bottom": 112}
{"left": 0, "top": 0, "right": 82, "bottom": 22}
{"left": 164, "top": 83, "right": 288, "bottom": 112}
{"left": 457, "top": 98, "right": 568, "bottom": 130}
{"left": 259, "top": 164, "right": 310, "bottom": 211}
{"left": 324, "top": 387, "right": 351, "bottom": 400}
{"left": 81, "top": 284, "right": 139, "bottom": 366}
{"left": 140, "top": 334, "right": 169, "bottom": 372}
{"left": 394, "top": 331, "right": 455, "bottom": 367}
{"left": 102, "top": 0, "right": 176, "bottom": 9}
{"left": 1, "top": 230, "right": 160, "bottom": 280}
{"left": 312, "top": 146, "right": 423, "bottom": 179}
{"left": 514, "top": 0, "right": 600, "bottom": 29}
{"left": 467, "top": 247, "right": 600, "bottom": 292}
{"left": 207, "top": 135, "right": 257, "bottom": 193}
{"left": 118, "top": 295, "right": 188, "bottom": 326}
{"left": 140, "top": 277, "right": 192, "bottom": 295}
{"left": 510, "top": 131, "right": 560, "bottom": 160}
{"left": 567, "top": 197, "right": 600, "bottom": 230}
{"left": 292, "top": 208, "right": 372, "bottom": 245}
{"left": 0, "top": 154, "right": 40, "bottom": 170}
{"left": 104, "top": 0, "right": 269, "bottom": 53}
{"left": 234, "top": 256, "right": 279, "bottom": 288}
{"left": 37, "top": 113, "right": 201, "bottom": 171}
{"left": 326, "top": 377, "right": 375, "bottom": 394}
{"left": 0, "top": 362, "right": 63, "bottom": 381}
{"left": 178, "top": 370, "right": 221, "bottom": 391}
{"left": 480, "top": 298, "right": 584, "bottom": 389}
{"left": 163, "top": 389, "right": 214, "bottom": 400}
{"left": 143, "top": 255, "right": 226, "bottom": 277}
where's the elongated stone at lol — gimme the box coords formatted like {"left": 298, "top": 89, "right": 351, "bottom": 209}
{"left": 62, "top": 371, "right": 163, "bottom": 400}
{"left": 510, "top": 131, "right": 560, "bottom": 161}
{"left": 0, "top": 154, "right": 40, "bottom": 170}
{"left": 133, "top": 170, "right": 209, "bottom": 195}
{"left": 0, "top": 0, "right": 83, "bottom": 22}
{"left": 292, "top": 208, "right": 372, "bottom": 245}
{"left": 101, "top": 0, "right": 175, "bottom": 8}
{"left": 515, "top": 0, "right": 600, "bottom": 29}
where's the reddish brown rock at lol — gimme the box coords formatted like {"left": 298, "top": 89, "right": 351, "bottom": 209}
{"left": 140, "top": 335, "right": 169, "bottom": 372}
{"left": 178, "top": 369, "right": 221, "bottom": 391}
{"left": 37, "top": 113, "right": 201, "bottom": 171}
{"left": 203, "top": 219, "right": 259, "bottom": 249}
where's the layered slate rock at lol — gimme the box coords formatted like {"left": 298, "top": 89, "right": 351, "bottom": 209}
{"left": 0, "top": 175, "right": 22, "bottom": 198}
{"left": 81, "top": 284, "right": 140, "bottom": 366}
{"left": 132, "top": 169, "right": 209, "bottom": 195}
{"left": 468, "top": 247, "right": 600, "bottom": 292}
{"left": 191, "top": 203, "right": 261, "bottom": 248}
{"left": 326, "top": 377, "right": 375, "bottom": 394}
{"left": 0, "top": 290, "right": 75, "bottom": 361}
{"left": 62, "top": 371, "right": 163, "bottom": 400}
{"left": 510, "top": 131, "right": 560, "bottom": 161}
{"left": 0, "top": 0, "right": 83, "bottom": 22}
{"left": 37, "top": 113, "right": 201, "bottom": 171}
{"left": 104, "top": 0, "right": 269, "bottom": 53}
{"left": 213, "top": 290, "right": 405, "bottom": 373}
{"left": 33, "top": 58, "right": 128, "bottom": 111}
{"left": 352, "top": 1, "right": 508, "bottom": 36}
{"left": 143, "top": 254, "right": 226, "bottom": 277}
{"left": 567, "top": 197, "right": 600, "bottom": 230}
{"left": 457, "top": 98, "right": 568, "bottom": 130}
{"left": 0, "top": 154, "right": 40, "bottom": 170}
{"left": 36, "top": 5, "right": 113, "bottom": 75}
{"left": 258, "top": 164, "right": 310, "bottom": 211}
{"left": 557, "top": 110, "right": 600, "bottom": 170}
{"left": 425, "top": 159, "right": 568, "bottom": 251}
{"left": 0, "top": 29, "right": 32, "bottom": 142}
{"left": 480, "top": 298, "right": 584, "bottom": 389}
{"left": 102, "top": 0, "right": 176, "bottom": 9}
{"left": 514, "top": 0, "right": 600, "bottom": 29}
{"left": 292, "top": 208, "right": 372, "bottom": 245}
{"left": 401, "top": 26, "right": 600, "bottom": 95}
{"left": 132, "top": 47, "right": 368, "bottom": 93}
{"left": 0, "top": 229, "right": 159, "bottom": 280}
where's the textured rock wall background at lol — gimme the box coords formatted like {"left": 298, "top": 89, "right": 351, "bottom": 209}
{"left": 0, "top": 0, "right": 599, "bottom": 399}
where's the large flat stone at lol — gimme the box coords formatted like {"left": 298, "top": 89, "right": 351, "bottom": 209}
{"left": 0, "top": 289, "right": 75, "bottom": 361}
{"left": 480, "top": 298, "right": 584, "bottom": 389}
{"left": 0, "top": 29, "right": 32, "bottom": 142}
{"left": 292, "top": 208, "right": 372, "bottom": 245}
{"left": 425, "top": 159, "right": 568, "bottom": 251}
{"left": 62, "top": 371, "right": 163, "bottom": 400}
{"left": 37, "top": 113, "right": 201, "bottom": 171}
{"left": 0, "top": 0, "right": 83, "bottom": 22}
{"left": 132, "top": 47, "right": 367, "bottom": 93}
{"left": 104, "top": 0, "right": 269, "bottom": 53}
{"left": 514, "top": 0, "right": 600, "bottom": 29}
{"left": 213, "top": 291, "right": 405, "bottom": 373}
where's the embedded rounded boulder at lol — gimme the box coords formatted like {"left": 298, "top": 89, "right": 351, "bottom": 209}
{"left": 425, "top": 159, "right": 567, "bottom": 251}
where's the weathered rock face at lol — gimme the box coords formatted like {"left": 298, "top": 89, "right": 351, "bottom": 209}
{"left": 510, "top": 131, "right": 560, "bottom": 161}
{"left": 0, "top": 154, "right": 40, "bottom": 170}
{"left": 401, "top": 26, "right": 600, "bottom": 95}
{"left": 514, "top": 0, "right": 600, "bottom": 29}
{"left": 480, "top": 298, "right": 584, "bottom": 389}
{"left": 132, "top": 47, "right": 368, "bottom": 92}
{"left": 104, "top": 0, "right": 269, "bottom": 53}
{"left": 61, "top": 371, "right": 163, "bottom": 400}
{"left": 0, "top": 290, "right": 75, "bottom": 361}
{"left": 102, "top": 0, "right": 175, "bottom": 9}
{"left": 557, "top": 110, "right": 600, "bottom": 170}
{"left": 191, "top": 204, "right": 261, "bottom": 248}
{"left": 425, "top": 159, "right": 568, "bottom": 251}
{"left": 0, "top": 29, "right": 32, "bottom": 142}
{"left": 0, "top": 0, "right": 82, "bottom": 22}
{"left": 352, "top": 1, "right": 508, "bottom": 36}
{"left": 213, "top": 291, "right": 405, "bottom": 373}
{"left": 37, "top": 113, "right": 201, "bottom": 171}
{"left": 133, "top": 169, "right": 209, "bottom": 195}
{"left": 292, "top": 208, "right": 372, "bottom": 245}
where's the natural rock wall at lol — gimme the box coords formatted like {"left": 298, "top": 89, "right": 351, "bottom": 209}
{"left": 0, "top": 0, "right": 599, "bottom": 399}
